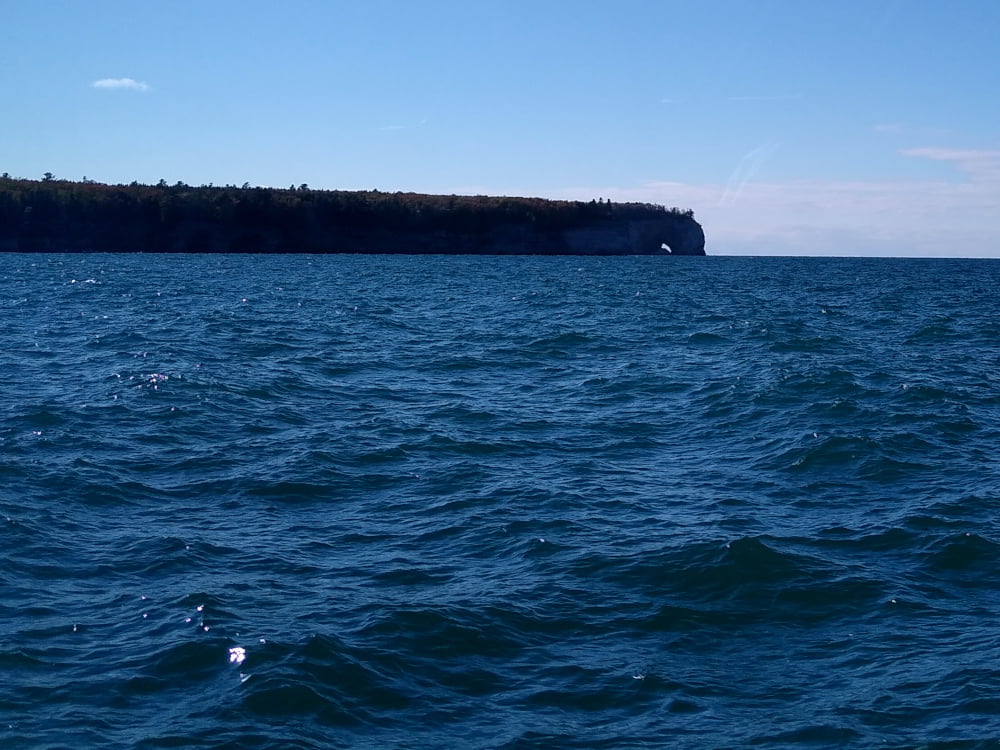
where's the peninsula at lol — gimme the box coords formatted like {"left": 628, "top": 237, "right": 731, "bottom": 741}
{"left": 0, "top": 175, "right": 706, "bottom": 256}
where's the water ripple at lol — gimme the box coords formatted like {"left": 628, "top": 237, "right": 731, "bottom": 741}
{"left": 1, "top": 254, "right": 999, "bottom": 749}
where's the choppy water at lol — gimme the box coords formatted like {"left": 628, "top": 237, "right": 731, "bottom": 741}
{"left": 2, "top": 253, "right": 1000, "bottom": 749}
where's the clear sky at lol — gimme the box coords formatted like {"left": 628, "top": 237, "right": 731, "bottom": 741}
{"left": 4, "top": 0, "right": 999, "bottom": 256}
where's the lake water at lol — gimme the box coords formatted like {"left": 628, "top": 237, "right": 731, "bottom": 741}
{"left": 3, "top": 253, "right": 1000, "bottom": 749}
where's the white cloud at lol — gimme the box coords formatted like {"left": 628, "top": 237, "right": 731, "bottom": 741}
{"left": 91, "top": 77, "right": 150, "bottom": 92}
{"left": 548, "top": 172, "right": 1000, "bottom": 258}
{"left": 903, "top": 147, "right": 1000, "bottom": 182}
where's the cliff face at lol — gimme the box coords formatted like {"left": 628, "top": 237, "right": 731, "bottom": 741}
{"left": 0, "top": 178, "right": 706, "bottom": 256}
{"left": 560, "top": 215, "right": 705, "bottom": 256}
{"left": 629, "top": 216, "right": 706, "bottom": 255}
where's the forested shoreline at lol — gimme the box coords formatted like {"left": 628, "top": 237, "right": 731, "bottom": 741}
{"left": 0, "top": 175, "right": 705, "bottom": 255}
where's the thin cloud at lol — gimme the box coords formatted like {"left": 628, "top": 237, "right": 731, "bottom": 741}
{"left": 91, "top": 78, "right": 150, "bottom": 92}
{"left": 549, "top": 172, "right": 1000, "bottom": 257}
{"left": 873, "top": 123, "right": 904, "bottom": 134}
{"left": 727, "top": 94, "right": 802, "bottom": 102}
{"left": 903, "top": 147, "right": 1000, "bottom": 182}
{"left": 378, "top": 118, "right": 427, "bottom": 132}
{"left": 720, "top": 142, "right": 780, "bottom": 205}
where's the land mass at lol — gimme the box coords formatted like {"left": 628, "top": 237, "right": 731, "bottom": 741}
{"left": 0, "top": 175, "right": 706, "bottom": 256}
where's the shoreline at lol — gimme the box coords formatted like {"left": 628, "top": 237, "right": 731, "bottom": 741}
{"left": 0, "top": 177, "right": 706, "bottom": 256}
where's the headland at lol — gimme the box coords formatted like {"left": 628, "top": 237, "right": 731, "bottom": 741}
{"left": 0, "top": 176, "right": 706, "bottom": 255}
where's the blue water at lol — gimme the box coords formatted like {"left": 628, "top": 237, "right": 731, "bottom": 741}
{"left": 2, "top": 253, "right": 1000, "bottom": 749}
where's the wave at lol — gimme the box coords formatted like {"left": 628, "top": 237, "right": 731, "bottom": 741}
{"left": 4, "top": 255, "right": 1000, "bottom": 748}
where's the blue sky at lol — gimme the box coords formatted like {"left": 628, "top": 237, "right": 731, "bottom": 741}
{"left": 4, "top": 0, "right": 999, "bottom": 256}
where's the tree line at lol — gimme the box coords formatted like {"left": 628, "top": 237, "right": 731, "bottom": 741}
{"left": 0, "top": 174, "right": 696, "bottom": 254}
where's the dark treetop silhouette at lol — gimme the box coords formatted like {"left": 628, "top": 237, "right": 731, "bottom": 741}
{"left": 0, "top": 176, "right": 706, "bottom": 255}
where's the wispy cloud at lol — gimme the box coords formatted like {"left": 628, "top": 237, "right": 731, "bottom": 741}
{"left": 727, "top": 94, "right": 802, "bottom": 102}
{"left": 903, "top": 147, "right": 1000, "bottom": 182}
{"left": 548, "top": 170, "right": 1000, "bottom": 258}
{"left": 720, "top": 142, "right": 780, "bottom": 205}
{"left": 378, "top": 118, "right": 427, "bottom": 132}
{"left": 91, "top": 77, "right": 150, "bottom": 92}
{"left": 873, "top": 123, "right": 903, "bottom": 134}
